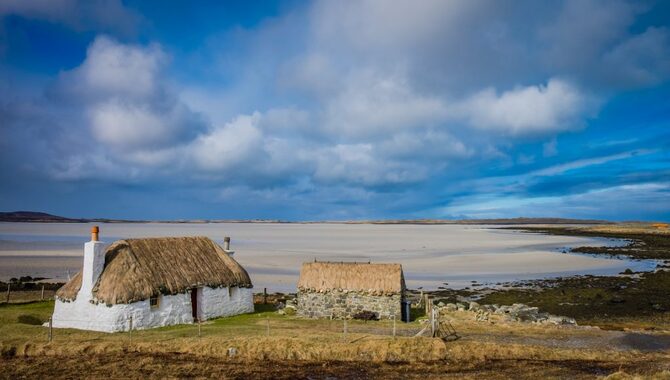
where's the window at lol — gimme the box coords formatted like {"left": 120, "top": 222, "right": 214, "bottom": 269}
{"left": 229, "top": 286, "right": 237, "bottom": 299}
{"left": 150, "top": 295, "right": 160, "bottom": 309}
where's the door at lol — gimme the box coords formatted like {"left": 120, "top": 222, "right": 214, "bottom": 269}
{"left": 190, "top": 288, "right": 198, "bottom": 321}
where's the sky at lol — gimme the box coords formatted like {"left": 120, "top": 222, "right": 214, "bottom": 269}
{"left": 0, "top": 0, "right": 669, "bottom": 221}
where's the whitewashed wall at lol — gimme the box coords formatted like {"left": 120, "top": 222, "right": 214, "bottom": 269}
{"left": 200, "top": 286, "right": 254, "bottom": 320}
{"left": 52, "top": 286, "right": 254, "bottom": 332}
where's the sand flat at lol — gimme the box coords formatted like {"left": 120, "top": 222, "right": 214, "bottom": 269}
{"left": 0, "top": 222, "right": 655, "bottom": 291}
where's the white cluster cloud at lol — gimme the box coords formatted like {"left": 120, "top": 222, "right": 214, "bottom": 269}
{"left": 454, "top": 79, "right": 591, "bottom": 134}
{"left": 56, "top": 36, "right": 204, "bottom": 160}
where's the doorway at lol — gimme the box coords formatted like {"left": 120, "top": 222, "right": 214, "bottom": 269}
{"left": 190, "top": 288, "right": 199, "bottom": 321}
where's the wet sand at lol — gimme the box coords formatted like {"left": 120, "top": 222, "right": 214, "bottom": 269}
{"left": 0, "top": 222, "right": 656, "bottom": 292}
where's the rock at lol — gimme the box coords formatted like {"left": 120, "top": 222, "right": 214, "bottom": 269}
{"left": 546, "top": 315, "right": 576, "bottom": 325}
{"left": 227, "top": 347, "right": 238, "bottom": 357}
{"left": 474, "top": 309, "right": 490, "bottom": 322}
{"left": 456, "top": 303, "right": 467, "bottom": 311}
{"left": 610, "top": 296, "right": 626, "bottom": 304}
{"left": 437, "top": 301, "right": 445, "bottom": 307}
{"left": 468, "top": 301, "right": 481, "bottom": 312}
{"left": 444, "top": 303, "right": 458, "bottom": 312}
{"left": 621, "top": 268, "right": 634, "bottom": 275}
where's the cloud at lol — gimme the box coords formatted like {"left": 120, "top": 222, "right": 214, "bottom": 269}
{"left": 440, "top": 182, "right": 670, "bottom": 221}
{"left": 74, "top": 36, "right": 164, "bottom": 99}
{"left": 1, "top": 1, "right": 670, "bottom": 220}
{"left": 454, "top": 79, "right": 593, "bottom": 134}
{"left": 541, "top": 0, "right": 670, "bottom": 89}
{"left": 602, "top": 27, "right": 670, "bottom": 88}
{"left": 56, "top": 36, "right": 205, "bottom": 153}
{"left": 0, "top": 0, "right": 140, "bottom": 36}
{"left": 323, "top": 72, "right": 448, "bottom": 138}
{"left": 189, "top": 113, "right": 264, "bottom": 172}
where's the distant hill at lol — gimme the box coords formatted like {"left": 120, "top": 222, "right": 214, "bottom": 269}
{"left": 454, "top": 217, "right": 611, "bottom": 225}
{"left": 0, "top": 211, "right": 611, "bottom": 225}
{"left": 0, "top": 211, "right": 87, "bottom": 223}
{"left": 348, "top": 217, "right": 611, "bottom": 225}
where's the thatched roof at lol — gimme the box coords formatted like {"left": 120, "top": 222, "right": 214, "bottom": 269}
{"left": 56, "top": 237, "right": 252, "bottom": 305}
{"left": 297, "top": 262, "right": 405, "bottom": 295}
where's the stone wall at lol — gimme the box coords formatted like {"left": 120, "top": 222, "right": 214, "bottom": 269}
{"left": 297, "top": 290, "right": 402, "bottom": 319}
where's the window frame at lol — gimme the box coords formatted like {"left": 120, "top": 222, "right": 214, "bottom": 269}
{"left": 149, "top": 295, "right": 160, "bottom": 309}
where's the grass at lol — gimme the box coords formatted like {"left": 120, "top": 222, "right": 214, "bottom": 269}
{"left": 1, "top": 300, "right": 669, "bottom": 378}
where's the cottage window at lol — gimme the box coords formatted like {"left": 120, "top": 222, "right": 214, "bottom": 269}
{"left": 229, "top": 286, "right": 237, "bottom": 299}
{"left": 150, "top": 295, "right": 160, "bottom": 309}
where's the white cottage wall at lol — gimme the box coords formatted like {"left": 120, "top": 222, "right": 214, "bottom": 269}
{"left": 200, "top": 286, "right": 254, "bottom": 320}
{"left": 52, "top": 292, "right": 193, "bottom": 332}
{"left": 53, "top": 286, "right": 254, "bottom": 332}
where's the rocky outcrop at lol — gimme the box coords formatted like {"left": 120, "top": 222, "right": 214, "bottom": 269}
{"left": 437, "top": 302, "right": 577, "bottom": 325}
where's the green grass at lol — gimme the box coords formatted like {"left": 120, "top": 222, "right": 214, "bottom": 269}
{"left": 0, "top": 301, "right": 425, "bottom": 349}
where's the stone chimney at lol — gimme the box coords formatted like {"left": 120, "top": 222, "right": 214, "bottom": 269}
{"left": 79, "top": 226, "right": 106, "bottom": 298}
{"left": 223, "top": 236, "right": 234, "bottom": 256}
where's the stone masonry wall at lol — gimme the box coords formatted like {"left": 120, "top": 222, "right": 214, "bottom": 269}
{"left": 297, "top": 290, "right": 402, "bottom": 319}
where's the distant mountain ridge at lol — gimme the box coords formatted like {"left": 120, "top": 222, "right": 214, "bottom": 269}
{"left": 0, "top": 211, "right": 612, "bottom": 225}
{"left": 0, "top": 211, "right": 87, "bottom": 223}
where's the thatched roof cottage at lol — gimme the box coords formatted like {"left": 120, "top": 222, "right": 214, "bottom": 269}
{"left": 297, "top": 261, "right": 406, "bottom": 320}
{"left": 53, "top": 227, "right": 253, "bottom": 332}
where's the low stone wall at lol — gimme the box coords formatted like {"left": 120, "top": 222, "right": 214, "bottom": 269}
{"left": 297, "top": 291, "right": 402, "bottom": 319}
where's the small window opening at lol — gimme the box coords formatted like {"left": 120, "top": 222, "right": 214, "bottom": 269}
{"left": 228, "top": 286, "right": 233, "bottom": 298}
{"left": 150, "top": 295, "right": 160, "bottom": 309}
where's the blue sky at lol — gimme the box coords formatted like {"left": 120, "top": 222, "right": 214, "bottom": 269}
{"left": 1, "top": 0, "right": 669, "bottom": 221}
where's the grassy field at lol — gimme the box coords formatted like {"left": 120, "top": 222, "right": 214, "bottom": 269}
{"left": 1, "top": 300, "right": 669, "bottom": 378}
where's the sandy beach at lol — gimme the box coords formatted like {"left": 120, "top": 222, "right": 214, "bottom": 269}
{"left": 0, "top": 222, "right": 655, "bottom": 292}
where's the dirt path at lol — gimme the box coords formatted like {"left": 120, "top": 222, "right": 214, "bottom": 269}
{"left": 1, "top": 353, "right": 668, "bottom": 379}
{"left": 463, "top": 329, "right": 670, "bottom": 352}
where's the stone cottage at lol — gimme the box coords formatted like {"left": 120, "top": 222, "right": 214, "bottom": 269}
{"left": 296, "top": 261, "right": 405, "bottom": 319}
{"left": 53, "top": 227, "right": 254, "bottom": 332}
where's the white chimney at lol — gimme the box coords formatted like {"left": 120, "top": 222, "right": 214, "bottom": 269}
{"left": 78, "top": 226, "right": 106, "bottom": 298}
{"left": 223, "top": 236, "right": 234, "bottom": 256}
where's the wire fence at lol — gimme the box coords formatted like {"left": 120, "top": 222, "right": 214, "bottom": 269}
{"left": 41, "top": 304, "right": 458, "bottom": 345}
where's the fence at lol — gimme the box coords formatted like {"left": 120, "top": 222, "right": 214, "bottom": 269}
{"left": 40, "top": 302, "right": 458, "bottom": 345}
{"left": 3, "top": 283, "right": 55, "bottom": 304}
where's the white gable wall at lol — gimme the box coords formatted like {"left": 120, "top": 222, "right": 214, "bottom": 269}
{"left": 200, "top": 286, "right": 254, "bottom": 320}
{"left": 52, "top": 286, "right": 254, "bottom": 332}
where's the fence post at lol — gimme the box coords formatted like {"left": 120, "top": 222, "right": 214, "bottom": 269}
{"left": 263, "top": 288, "right": 267, "bottom": 304}
{"left": 198, "top": 318, "right": 201, "bottom": 338}
{"left": 41, "top": 285, "right": 45, "bottom": 300}
{"left": 129, "top": 316, "right": 133, "bottom": 345}
{"left": 5, "top": 283, "right": 10, "bottom": 303}
{"left": 392, "top": 315, "right": 396, "bottom": 338}
{"left": 48, "top": 316, "right": 53, "bottom": 343}
{"left": 265, "top": 317, "right": 270, "bottom": 337}
{"left": 430, "top": 308, "right": 435, "bottom": 337}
